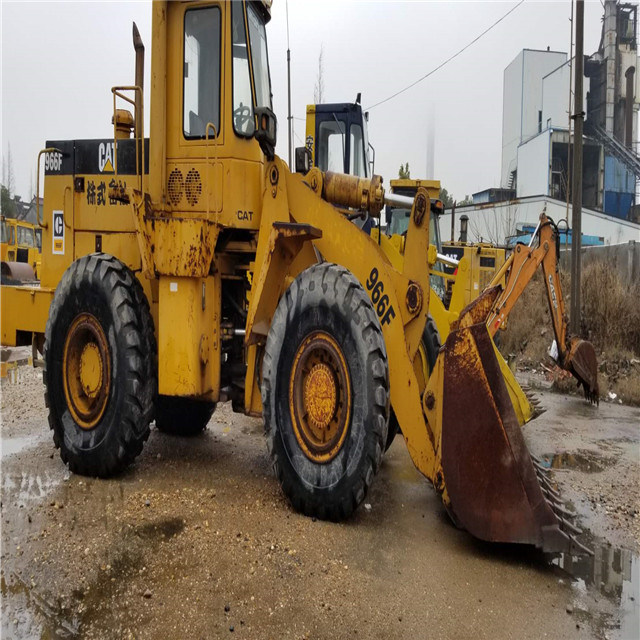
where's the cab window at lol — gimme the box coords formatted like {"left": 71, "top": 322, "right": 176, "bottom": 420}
{"left": 183, "top": 6, "right": 221, "bottom": 139}
{"left": 349, "top": 123, "right": 366, "bottom": 177}
{"left": 232, "top": 2, "right": 255, "bottom": 136}
{"left": 317, "top": 120, "right": 346, "bottom": 173}
{"left": 1, "top": 220, "right": 7, "bottom": 243}
{"left": 17, "top": 226, "right": 35, "bottom": 248}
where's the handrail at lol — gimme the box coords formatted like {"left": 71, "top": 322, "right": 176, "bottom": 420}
{"left": 205, "top": 122, "right": 218, "bottom": 220}
{"left": 35, "top": 147, "right": 62, "bottom": 228}
{"left": 111, "top": 85, "right": 145, "bottom": 193}
{"left": 63, "top": 186, "right": 72, "bottom": 228}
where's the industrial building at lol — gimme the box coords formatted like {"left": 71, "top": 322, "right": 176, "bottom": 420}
{"left": 446, "top": 0, "right": 640, "bottom": 246}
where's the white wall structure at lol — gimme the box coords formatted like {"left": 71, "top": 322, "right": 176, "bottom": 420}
{"left": 501, "top": 54, "right": 524, "bottom": 188}
{"left": 516, "top": 129, "right": 552, "bottom": 197}
{"left": 501, "top": 49, "right": 567, "bottom": 187}
{"left": 542, "top": 61, "right": 571, "bottom": 130}
{"left": 441, "top": 196, "right": 640, "bottom": 246}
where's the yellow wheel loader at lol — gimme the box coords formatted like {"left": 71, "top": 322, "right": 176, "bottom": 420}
{"left": 1, "top": 216, "right": 41, "bottom": 282}
{"left": 0, "top": 1, "right": 599, "bottom": 552}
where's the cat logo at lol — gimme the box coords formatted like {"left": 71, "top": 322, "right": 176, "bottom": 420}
{"left": 52, "top": 210, "right": 65, "bottom": 255}
{"left": 98, "top": 142, "right": 115, "bottom": 173}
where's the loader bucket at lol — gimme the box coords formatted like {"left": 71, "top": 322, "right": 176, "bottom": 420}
{"left": 438, "top": 321, "right": 589, "bottom": 553}
{"left": 565, "top": 337, "right": 599, "bottom": 405}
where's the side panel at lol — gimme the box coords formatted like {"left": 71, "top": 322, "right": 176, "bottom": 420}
{"left": 0, "top": 286, "right": 54, "bottom": 345}
{"left": 73, "top": 232, "right": 141, "bottom": 271}
{"left": 158, "top": 274, "right": 221, "bottom": 399}
{"left": 40, "top": 139, "right": 147, "bottom": 290}
{"left": 39, "top": 173, "right": 75, "bottom": 290}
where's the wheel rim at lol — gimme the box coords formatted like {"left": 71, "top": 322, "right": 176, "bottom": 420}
{"left": 289, "top": 331, "right": 351, "bottom": 463}
{"left": 62, "top": 313, "right": 111, "bottom": 429}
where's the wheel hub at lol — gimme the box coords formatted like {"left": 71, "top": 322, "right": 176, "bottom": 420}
{"left": 80, "top": 343, "right": 102, "bottom": 397}
{"left": 303, "top": 363, "right": 337, "bottom": 430}
{"left": 289, "top": 331, "right": 351, "bottom": 464}
{"left": 62, "top": 313, "right": 111, "bottom": 429}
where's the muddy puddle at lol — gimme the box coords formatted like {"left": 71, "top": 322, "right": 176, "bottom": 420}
{"left": 548, "top": 540, "right": 639, "bottom": 639}
{"left": 540, "top": 450, "right": 615, "bottom": 473}
{"left": 1, "top": 572, "right": 80, "bottom": 639}
{"left": 1, "top": 517, "right": 186, "bottom": 639}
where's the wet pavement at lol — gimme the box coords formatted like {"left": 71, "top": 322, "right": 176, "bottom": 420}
{"left": 1, "top": 366, "right": 639, "bottom": 639}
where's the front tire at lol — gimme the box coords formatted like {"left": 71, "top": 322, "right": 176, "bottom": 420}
{"left": 43, "top": 254, "right": 156, "bottom": 477}
{"left": 262, "top": 263, "right": 389, "bottom": 521}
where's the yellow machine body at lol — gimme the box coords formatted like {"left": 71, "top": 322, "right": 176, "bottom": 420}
{"left": 441, "top": 241, "right": 507, "bottom": 311}
{"left": 0, "top": 1, "right": 594, "bottom": 554}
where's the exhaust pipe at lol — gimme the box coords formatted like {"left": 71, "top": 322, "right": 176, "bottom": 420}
{"left": 133, "top": 22, "right": 145, "bottom": 174}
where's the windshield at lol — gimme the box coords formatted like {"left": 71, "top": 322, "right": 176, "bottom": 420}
{"left": 349, "top": 123, "right": 366, "bottom": 177}
{"left": 317, "top": 119, "right": 346, "bottom": 173}
{"left": 387, "top": 209, "right": 445, "bottom": 299}
{"left": 247, "top": 4, "right": 272, "bottom": 110}
{"left": 1, "top": 221, "right": 7, "bottom": 243}
{"left": 232, "top": 2, "right": 255, "bottom": 136}
{"left": 232, "top": 3, "right": 272, "bottom": 138}
{"left": 17, "top": 225, "right": 35, "bottom": 248}
{"left": 386, "top": 207, "right": 410, "bottom": 236}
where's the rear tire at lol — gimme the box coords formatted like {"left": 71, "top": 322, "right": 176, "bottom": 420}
{"left": 385, "top": 315, "right": 440, "bottom": 451}
{"left": 44, "top": 254, "right": 156, "bottom": 477}
{"left": 155, "top": 396, "right": 216, "bottom": 436}
{"left": 262, "top": 263, "right": 389, "bottom": 521}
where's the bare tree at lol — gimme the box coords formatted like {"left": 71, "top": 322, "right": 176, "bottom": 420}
{"left": 468, "top": 203, "right": 519, "bottom": 245}
{"left": 5, "top": 143, "right": 16, "bottom": 196}
{"left": 313, "top": 45, "right": 324, "bottom": 104}
{"left": 5, "top": 143, "right": 15, "bottom": 196}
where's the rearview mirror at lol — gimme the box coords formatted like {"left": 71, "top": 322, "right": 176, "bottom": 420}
{"left": 295, "top": 146, "right": 312, "bottom": 174}
{"left": 254, "top": 107, "right": 277, "bottom": 161}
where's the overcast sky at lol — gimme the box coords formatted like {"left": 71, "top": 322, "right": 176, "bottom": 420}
{"left": 2, "top": 0, "right": 607, "bottom": 203}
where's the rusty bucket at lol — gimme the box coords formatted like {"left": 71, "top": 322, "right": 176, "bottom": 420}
{"left": 438, "top": 321, "right": 590, "bottom": 553}
{"left": 565, "top": 337, "right": 599, "bottom": 405}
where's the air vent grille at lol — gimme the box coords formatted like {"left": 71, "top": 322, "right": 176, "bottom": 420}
{"left": 185, "top": 169, "right": 202, "bottom": 206}
{"left": 168, "top": 169, "right": 184, "bottom": 206}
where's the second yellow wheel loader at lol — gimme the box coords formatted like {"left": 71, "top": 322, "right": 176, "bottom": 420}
{"left": 0, "top": 1, "right": 599, "bottom": 553}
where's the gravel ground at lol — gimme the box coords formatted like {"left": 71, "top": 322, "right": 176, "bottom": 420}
{"left": 519, "top": 372, "right": 640, "bottom": 551}
{"left": 1, "top": 366, "right": 639, "bottom": 640}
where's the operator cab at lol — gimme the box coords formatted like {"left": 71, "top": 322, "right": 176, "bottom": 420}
{"left": 386, "top": 181, "right": 446, "bottom": 299}
{"left": 182, "top": 0, "right": 275, "bottom": 154}
{"left": 305, "top": 98, "right": 373, "bottom": 178}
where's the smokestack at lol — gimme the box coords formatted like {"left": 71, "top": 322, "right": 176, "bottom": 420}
{"left": 426, "top": 107, "right": 435, "bottom": 180}
{"left": 459, "top": 214, "right": 469, "bottom": 243}
{"left": 133, "top": 23, "right": 144, "bottom": 141}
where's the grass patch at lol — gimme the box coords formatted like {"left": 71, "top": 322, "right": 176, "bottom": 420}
{"left": 499, "top": 260, "right": 640, "bottom": 405}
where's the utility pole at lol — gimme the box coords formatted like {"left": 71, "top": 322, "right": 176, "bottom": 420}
{"left": 570, "top": 0, "right": 584, "bottom": 335}
{"left": 286, "top": 0, "right": 292, "bottom": 168}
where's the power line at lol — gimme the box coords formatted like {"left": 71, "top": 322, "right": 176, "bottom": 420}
{"left": 365, "top": 0, "right": 525, "bottom": 111}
